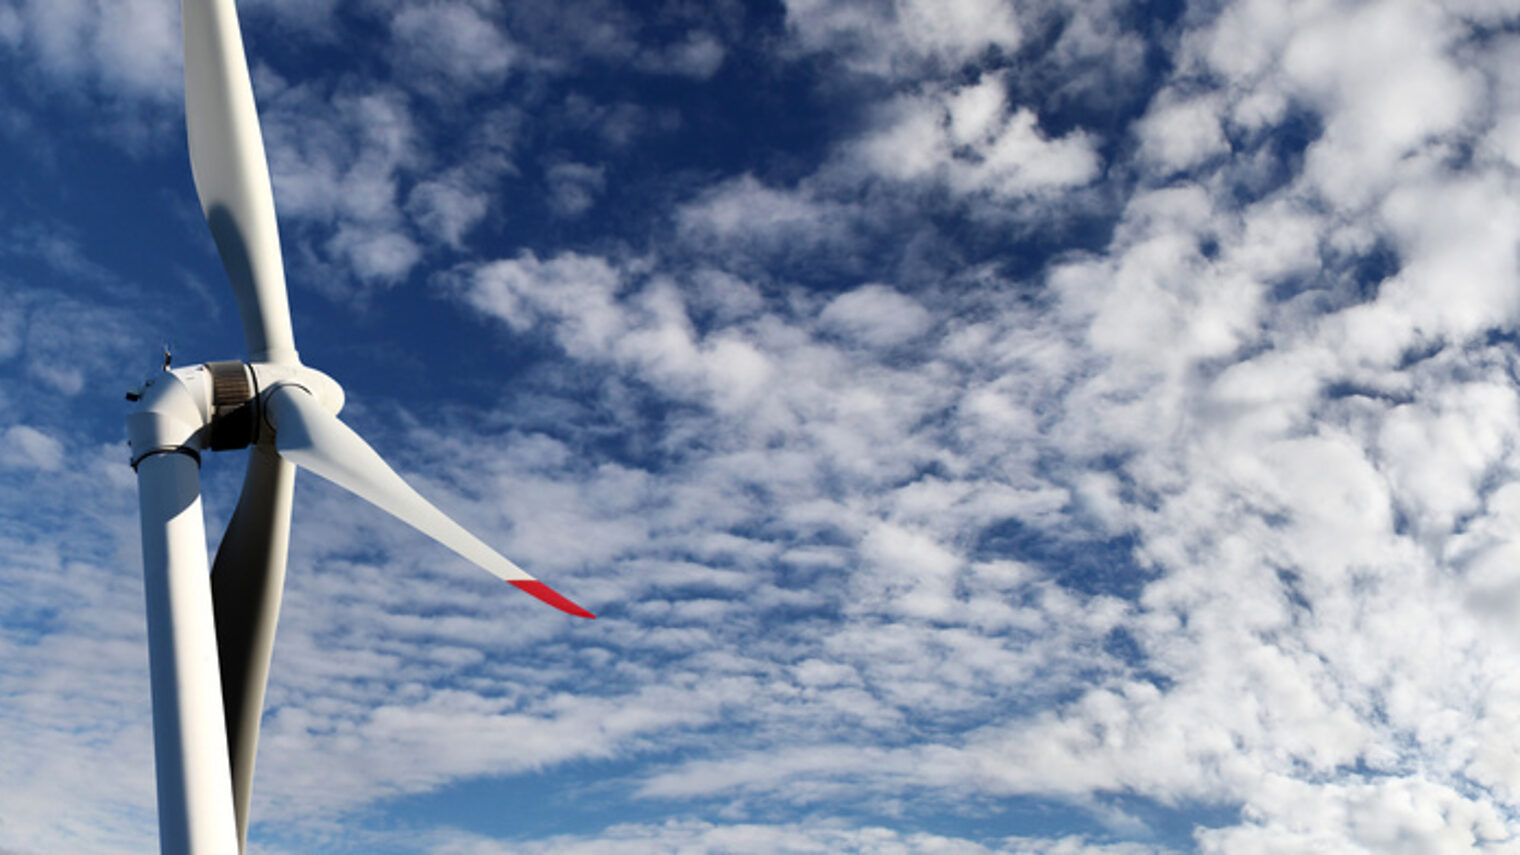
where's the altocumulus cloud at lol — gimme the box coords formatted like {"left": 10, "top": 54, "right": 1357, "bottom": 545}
{"left": 3, "top": 0, "right": 1520, "bottom": 853}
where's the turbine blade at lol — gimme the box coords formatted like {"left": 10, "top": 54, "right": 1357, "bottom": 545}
{"left": 183, "top": 0, "right": 299, "bottom": 364}
{"left": 264, "top": 384, "right": 595, "bottom": 618}
{"left": 210, "top": 446, "right": 296, "bottom": 853}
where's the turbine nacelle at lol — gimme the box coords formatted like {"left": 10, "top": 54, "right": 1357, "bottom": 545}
{"left": 127, "top": 361, "right": 345, "bottom": 464}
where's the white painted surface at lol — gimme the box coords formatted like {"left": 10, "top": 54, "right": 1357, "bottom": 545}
{"left": 183, "top": 0, "right": 297, "bottom": 365}
{"left": 137, "top": 452, "right": 239, "bottom": 855}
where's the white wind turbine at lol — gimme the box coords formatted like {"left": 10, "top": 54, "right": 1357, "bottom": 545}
{"left": 126, "top": 2, "right": 595, "bottom": 852}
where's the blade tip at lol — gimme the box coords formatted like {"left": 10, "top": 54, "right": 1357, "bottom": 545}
{"left": 510, "top": 580, "right": 596, "bottom": 619}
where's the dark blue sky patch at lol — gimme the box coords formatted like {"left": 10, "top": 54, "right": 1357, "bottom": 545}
{"left": 424, "top": 11, "right": 862, "bottom": 262}
{"left": 1484, "top": 327, "right": 1520, "bottom": 358}
{"left": 1274, "top": 567, "right": 1313, "bottom": 618}
{"left": 1101, "top": 626, "right": 1146, "bottom": 670}
{"left": 0, "top": 601, "right": 65, "bottom": 645}
{"left": 563, "top": 26, "right": 852, "bottom": 177}
{"left": 1002, "top": 2, "right": 1183, "bottom": 152}
{"left": 1390, "top": 505, "right": 1414, "bottom": 539}
{"left": 974, "top": 518, "right": 1148, "bottom": 600}
{"left": 1320, "top": 380, "right": 1413, "bottom": 407}
{"left": 1333, "top": 238, "right": 1400, "bottom": 304}
{"left": 1225, "top": 106, "right": 1323, "bottom": 205}
{"left": 797, "top": 790, "right": 1223, "bottom": 853}
{"left": 1100, "top": 792, "right": 1242, "bottom": 852}
{"left": 355, "top": 758, "right": 1220, "bottom": 853}
{"left": 310, "top": 276, "right": 612, "bottom": 413}
{"left": 306, "top": 756, "right": 652, "bottom": 852}
{"left": 957, "top": 200, "right": 1123, "bottom": 287}
{"left": 1395, "top": 337, "right": 1447, "bottom": 371}
{"left": 1269, "top": 236, "right": 1399, "bottom": 313}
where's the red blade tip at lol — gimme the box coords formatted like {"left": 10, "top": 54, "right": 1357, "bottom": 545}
{"left": 510, "top": 580, "right": 596, "bottom": 619}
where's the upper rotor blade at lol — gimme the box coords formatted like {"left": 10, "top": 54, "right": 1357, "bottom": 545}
{"left": 265, "top": 384, "right": 595, "bottom": 618}
{"left": 210, "top": 446, "right": 296, "bottom": 853}
{"left": 183, "top": 0, "right": 299, "bottom": 365}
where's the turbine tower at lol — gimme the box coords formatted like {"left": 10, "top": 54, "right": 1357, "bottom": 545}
{"left": 127, "top": 2, "right": 594, "bottom": 852}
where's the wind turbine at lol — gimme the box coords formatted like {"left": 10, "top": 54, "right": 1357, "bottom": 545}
{"left": 126, "top": 2, "right": 595, "bottom": 852}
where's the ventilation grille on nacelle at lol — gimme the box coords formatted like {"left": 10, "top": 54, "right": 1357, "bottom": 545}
{"left": 206, "top": 360, "right": 252, "bottom": 408}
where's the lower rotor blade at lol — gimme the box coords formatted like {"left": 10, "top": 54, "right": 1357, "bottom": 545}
{"left": 264, "top": 384, "right": 595, "bottom": 618}
{"left": 211, "top": 446, "right": 296, "bottom": 853}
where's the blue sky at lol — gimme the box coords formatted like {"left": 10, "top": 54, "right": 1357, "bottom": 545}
{"left": 4, "top": 0, "right": 1520, "bottom": 852}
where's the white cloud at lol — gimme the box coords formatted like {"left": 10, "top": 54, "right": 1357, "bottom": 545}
{"left": 0, "top": 434, "right": 154, "bottom": 855}
{"left": 261, "top": 84, "right": 427, "bottom": 287}
{"left": 326, "top": 222, "right": 422, "bottom": 282}
{"left": 1037, "top": 0, "right": 1149, "bottom": 108}
{"left": 266, "top": 87, "right": 417, "bottom": 223}
{"left": 1195, "top": 777, "right": 1513, "bottom": 854}
{"left": 556, "top": 93, "right": 662, "bottom": 149}
{"left": 543, "top": 160, "right": 606, "bottom": 219}
{"left": 458, "top": 251, "right": 624, "bottom": 347}
{"left": 855, "top": 77, "right": 1100, "bottom": 199}
{"left": 407, "top": 176, "right": 491, "bottom": 248}
{"left": 390, "top": 2, "right": 518, "bottom": 88}
{"left": 784, "top": 0, "right": 1021, "bottom": 76}
{"left": 1134, "top": 92, "right": 1229, "bottom": 175}
{"left": 944, "top": 76, "right": 1005, "bottom": 148}
{"left": 1187, "top": 0, "right": 1482, "bottom": 207}
{"left": 8, "top": 289, "right": 141, "bottom": 396}
{"left": 677, "top": 173, "right": 850, "bottom": 251}
{"left": 3, "top": 0, "right": 179, "bottom": 101}
{"left": 1375, "top": 175, "right": 1520, "bottom": 344}
{"left": 255, "top": 674, "right": 743, "bottom": 819}
{"left": 0, "top": 424, "right": 64, "bottom": 471}
{"left": 465, "top": 6, "right": 1520, "bottom": 850}
{"left": 636, "top": 30, "right": 726, "bottom": 79}
{"left": 1377, "top": 382, "right": 1517, "bottom": 540}
{"left": 819, "top": 284, "right": 933, "bottom": 349}
{"left": 500, "top": 0, "right": 639, "bottom": 69}
{"left": 0, "top": 7, "right": 21, "bottom": 47}
{"left": 856, "top": 520, "right": 961, "bottom": 619}
{"left": 1479, "top": 36, "right": 1520, "bottom": 170}
{"left": 1282, "top": 2, "right": 1477, "bottom": 206}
